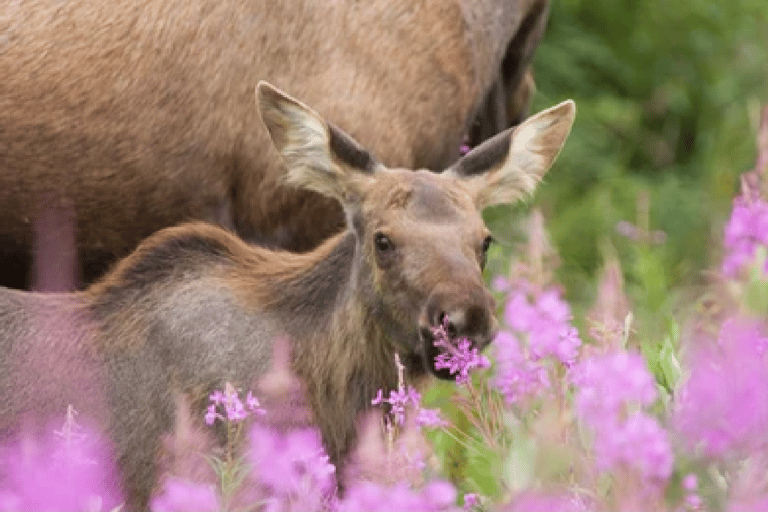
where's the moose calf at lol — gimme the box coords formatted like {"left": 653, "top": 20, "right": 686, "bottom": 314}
{"left": 0, "top": 83, "right": 574, "bottom": 510}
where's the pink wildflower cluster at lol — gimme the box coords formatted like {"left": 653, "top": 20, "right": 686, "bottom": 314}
{"left": 151, "top": 478, "right": 219, "bottom": 512}
{"left": 248, "top": 424, "right": 337, "bottom": 512}
{"left": 506, "top": 490, "right": 593, "bottom": 512}
{"left": 491, "top": 278, "right": 581, "bottom": 405}
{"left": 338, "top": 480, "right": 460, "bottom": 512}
{"left": 502, "top": 283, "right": 581, "bottom": 365}
{"left": 372, "top": 386, "right": 421, "bottom": 426}
{"left": 680, "top": 473, "right": 703, "bottom": 511}
{"left": 204, "top": 382, "right": 265, "bottom": 425}
{"left": 674, "top": 317, "right": 768, "bottom": 458}
{"left": 372, "top": 353, "right": 447, "bottom": 430}
{"left": 432, "top": 323, "right": 490, "bottom": 385}
{"left": 372, "top": 386, "right": 447, "bottom": 428}
{"left": 0, "top": 414, "right": 122, "bottom": 511}
{"left": 571, "top": 350, "right": 673, "bottom": 483}
{"left": 722, "top": 194, "right": 768, "bottom": 277}
{"left": 491, "top": 331, "right": 549, "bottom": 405}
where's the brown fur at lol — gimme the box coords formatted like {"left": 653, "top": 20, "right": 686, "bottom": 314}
{"left": 0, "top": 0, "right": 549, "bottom": 289}
{"left": 0, "top": 84, "right": 574, "bottom": 510}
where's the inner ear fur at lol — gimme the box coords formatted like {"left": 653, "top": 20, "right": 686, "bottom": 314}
{"left": 256, "top": 81, "right": 378, "bottom": 205}
{"left": 449, "top": 99, "right": 576, "bottom": 209}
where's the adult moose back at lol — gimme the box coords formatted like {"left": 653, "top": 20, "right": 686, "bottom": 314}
{"left": 0, "top": 0, "right": 549, "bottom": 289}
{"left": 0, "top": 82, "right": 575, "bottom": 509}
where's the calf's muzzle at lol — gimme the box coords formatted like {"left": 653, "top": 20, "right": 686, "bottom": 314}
{"left": 419, "top": 282, "right": 498, "bottom": 379}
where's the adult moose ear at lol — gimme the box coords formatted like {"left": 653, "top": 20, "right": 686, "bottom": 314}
{"left": 256, "top": 81, "right": 379, "bottom": 206}
{"left": 448, "top": 100, "right": 576, "bottom": 209}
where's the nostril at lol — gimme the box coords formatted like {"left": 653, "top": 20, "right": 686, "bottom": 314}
{"left": 445, "top": 321, "right": 458, "bottom": 338}
{"left": 437, "top": 311, "right": 457, "bottom": 337}
{"left": 465, "top": 306, "right": 487, "bottom": 332}
{"left": 440, "top": 311, "right": 462, "bottom": 338}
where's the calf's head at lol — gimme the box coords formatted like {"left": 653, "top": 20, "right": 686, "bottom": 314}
{"left": 258, "top": 82, "right": 574, "bottom": 379}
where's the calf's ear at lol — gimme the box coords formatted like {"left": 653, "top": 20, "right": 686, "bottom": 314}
{"left": 448, "top": 100, "right": 575, "bottom": 209}
{"left": 256, "top": 81, "right": 378, "bottom": 205}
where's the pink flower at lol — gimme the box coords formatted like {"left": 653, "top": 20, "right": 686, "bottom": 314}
{"left": 151, "top": 478, "right": 219, "bottom": 512}
{"left": 594, "top": 412, "right": 673, "bottom": 482}
{"left": 415, "top": 408, "right": 448, "bottom": 428}
{"left": 0, "top": 421, "right": 122, "bottom": 511}
{"left": 433, "top": 338, "right": 490, "bottom": 384}
{"left": 371, "top": 385, "right": 424, "bottom": 426}
{"left": 371, "top": 384, "right": 447, "bottom": 430}
{"left": 722, "top": 195, "right": 768, "bottom": 277}
{"left": 509, "top": 491, "right": 592, "bottom": 512}
{"left": 432, "top": 323, "right": 490, "bottom": 384}
{"left": 204, "top": 404, "right": 221, "bottom": 426}
{"left": 463, "top": 493, "right": 479, "bottom": 511}
{"left": 503, "top": 286, "right": 581, "bottom": 366}
{"left": 674, "top": 317, "right": 768, "bottom": 458}
{"left": 205, "top": 384, "right": 264, "bottom": 425}
{"left": 338, "top": 480, "right": 460, "bottom": 511}
{"left": 571, "top": 350, "right": 657, "bottom": 425}
{"left": 245, "top": 391, "right": 265, "bottom": 414}
{"left": 248, "top": 423, "right": 336, "bottom": 509}
{"left": 572, "top": 350, "right": 673, "bottom": 483}
{"left": 491, "top": 331, "right": 549, "bottom": 404}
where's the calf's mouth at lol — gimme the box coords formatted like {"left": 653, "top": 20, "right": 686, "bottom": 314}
{"left": 419, "top": 322, "right": 491, "bottom": 381}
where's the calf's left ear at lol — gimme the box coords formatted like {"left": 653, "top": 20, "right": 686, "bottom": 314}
{"left": 448, "top": 100, "right": 576, "bottom": 209}
{"left": 256, "top": 81, "right": 379, "bottom": 206}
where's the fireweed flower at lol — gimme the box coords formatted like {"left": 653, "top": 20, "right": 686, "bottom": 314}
{"left": 415, "top": 407, "right": 449, "bottom": 428}
{"left": 0, "top": 419, "right": 123, "bottom": 511}
{"left": 681, "top": 473, "right": 703, "bottom": 510}
{"left": 248, "top": 423, "right": 336, "bottom": 511}
{"left": 503, "top": 285, "right": 581, "bottom": 366}
{"left": 491, "top": 330, "right": 549, "bottom": 405}
{"left": 372, "top": 386, "right": 419, "bottom": 426}
{"left": 337, "top": 479, "right": 460, "bottom": 512}
{"left": 674, "top": 317, "right": 768, "bottom": 458}
{"left": 150, "top": 478, "right": 219, "bottom": 512}
{"left": 594, "top": 411, "right": 674, "bottom": 482}
{"left": 463, "top": 492, "right": 479, "bottom": 511}
{"left": 722, "top": 195, "right": 768, "bottom": 277}
{"left": 432, "top": 324, "right": 490, "bottom": 384}
{"left": 372, "top": 385, "right": 445, "bottom": 428}
{"left": 572, "top": 350, "right": 673, "bottom": 482}
{"left": 571, "top": 350, "right": 657, "bottom": 424}
{"left": 508, "top": 490, "right": 593, "bottom": 512}
{"left": 205, "top": 382, "right": 265, "bottom": 425}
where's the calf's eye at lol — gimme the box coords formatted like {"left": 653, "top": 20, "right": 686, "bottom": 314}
{"left": 480, "top": 235, "right": 494, "bottom": 269}
{"left": 482, "top": 235, "right": 494, "bottom": 255}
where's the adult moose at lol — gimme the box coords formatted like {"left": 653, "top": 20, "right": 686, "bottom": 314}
{"left": 0, "top": 82, "right": 575, "bottom": 509}
{"left": 0, "top": 0, "right": 550, "bottom": 290}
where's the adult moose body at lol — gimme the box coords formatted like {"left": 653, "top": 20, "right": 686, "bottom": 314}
{"left": 0, "top": 83, "right": 575, "bottom": 509}
{"left": 0, "top": 0, "right": 549, "bottom": 289}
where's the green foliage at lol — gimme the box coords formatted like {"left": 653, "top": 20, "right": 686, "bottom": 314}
{"left": 525, "top": 0, "right": 768, "bottom": 306}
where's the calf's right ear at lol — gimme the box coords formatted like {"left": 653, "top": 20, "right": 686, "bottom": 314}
{"left": 256, "top": 81, "right": 378, "bottom": 207}
{"left": 448, "top": 100, "right": 576, "bottom": 209}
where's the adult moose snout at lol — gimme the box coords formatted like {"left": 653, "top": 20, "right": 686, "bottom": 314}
{"left": 420, "top": 281, "right": 499, "bottom": 380}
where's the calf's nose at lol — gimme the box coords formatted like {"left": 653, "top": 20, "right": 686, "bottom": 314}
{"left": 423, "top": 284, "right": 497, "bottom": 348}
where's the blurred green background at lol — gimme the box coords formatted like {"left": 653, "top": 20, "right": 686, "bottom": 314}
{"left": 485, "top": 0, "right": 768, "bottom": 315}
